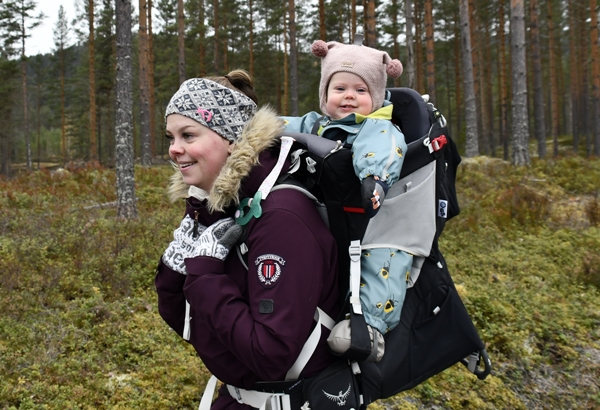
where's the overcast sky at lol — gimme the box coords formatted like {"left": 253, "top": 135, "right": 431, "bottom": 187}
{"left": 27, "top": 1, "right": 78, "bottom": 56}
{"left": 27, "top": 1, "right": 142, "bottom": 56}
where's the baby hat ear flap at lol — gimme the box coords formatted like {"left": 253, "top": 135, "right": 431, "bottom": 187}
{"left": 382, "top": 52, "right": 404, "bottom": 78}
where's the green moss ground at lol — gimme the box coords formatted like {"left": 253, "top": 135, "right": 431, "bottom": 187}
{"left": 1, "top": 156, "right": 599, "bottom": 409}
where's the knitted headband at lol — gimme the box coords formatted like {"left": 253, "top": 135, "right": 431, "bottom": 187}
{"left": 312, "top": 36, "right": 403, "bottom": 117}
{"left": 165, "top": 78, "right": 258, "bottom": 143}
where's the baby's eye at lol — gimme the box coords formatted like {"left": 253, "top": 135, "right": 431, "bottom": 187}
{"left": 334, "top": 86, "right": 345, "bottom": 91}
{"left": 357, "top": 87, "right": 368, "bottom": 93}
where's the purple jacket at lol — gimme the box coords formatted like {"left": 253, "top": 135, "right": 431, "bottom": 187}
{"left": 155, "top": 107, "right": 340, "bottom": 409}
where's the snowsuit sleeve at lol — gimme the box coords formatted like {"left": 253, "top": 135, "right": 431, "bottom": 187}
{"left": 350, "top": 118, "right": 407, "bottom": 185}
{"left": 280, "top": 111, "right": 322, "bottom": 134}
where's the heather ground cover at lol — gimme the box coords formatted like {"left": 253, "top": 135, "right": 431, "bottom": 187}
{"left": 1, "top": 157, "right": 599, "bottom": 409}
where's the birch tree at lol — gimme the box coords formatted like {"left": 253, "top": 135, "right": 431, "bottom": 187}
{"left": 510, "top": 0, "right": 530, "bottom": 166}
{"left": 115, "top": 0, "right": 137, "bottom": 220}
{"left": 460, "top": 0, "right": 478, "bottom": 157}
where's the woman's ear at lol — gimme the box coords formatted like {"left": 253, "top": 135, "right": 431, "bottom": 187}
{"left": 227, "top": 141, "right": 235, "bottom": 154}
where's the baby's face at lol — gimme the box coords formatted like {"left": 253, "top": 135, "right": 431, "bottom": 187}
{"left": 325, "top": 72, "right": 373, "bottom": 120}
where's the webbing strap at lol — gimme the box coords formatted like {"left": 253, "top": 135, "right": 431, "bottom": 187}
{"left": 198, "top": 375, "right": 219, "bottom": 410}
{"left": 256, "top": 136, "right": 295, "bottom": 200}
{"left": 349, "top": 240, "right": 363, "bottom": 315}
{"left": 226, "top": 385, "right": 292, "bottom": 410}
{"left": 285, "top": 307, "right": 335, "bottom": 381}
{"left": 197, "top": 307, "right": 334, "bottom": 409}
{"left": 183, "top": 300, "right": 191, "bottom": 341}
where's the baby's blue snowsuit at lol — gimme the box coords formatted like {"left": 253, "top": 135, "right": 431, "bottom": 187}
{"left": 282, "top": 95, "right": 411, "bottom": 335}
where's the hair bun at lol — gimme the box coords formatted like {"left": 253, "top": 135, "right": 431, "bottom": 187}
{"left": 386, "top": 59, "right": 403, "bottom": 78}
{"left": 311, "top": 40, "right": 329, "bottom": 58}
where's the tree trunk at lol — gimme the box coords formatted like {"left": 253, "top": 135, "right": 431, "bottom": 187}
{"left": 547, "top": 0, "right": 559, "bottom": 157}
{"left": 351, "top": 0, "right": 356, "bottom": 41}
{"left": 404, "top": 0, "right": 415, "bottom": 89}
{"left": 453, "top": 8, "right": 462, "bottom": 138}
{"left": 460, "top": 0, "right": 478, "bottom": 157}
{"left": 364, "top": 0, "right": 376, "bottom": 47}
{"left": 198, "top": 0, "right": 206, "bottom": 76}
{"left": 510, "top": 0, "right": 530, "bottom": 166}
{"left": 283, "top": 9, "right": 289, "bottom": 116}
{"left": 213, "top": 0, "right": 219, "bottom": 73}
{"left": 21, "top": 50, "right": 31, "bottom": 171}
{"left": 468, "top": 0, "right": 482, "bottom": 150}
{"left": 177, "top": 0, "right": 186, "bottom": 84}
{"left": 414, "top": 1, "right": 424, "bottom": 92}
{"left": 568, "top": 0, "right": 580, "bottom": 152}
{"left": 88, "top": 0, "right": 98, "bottom": 163}
{"left": 288, "top": 0, "right": 299, "bottom": 115}
{"left": 61, "top": 47, "right": 67, "bottom": 164}
{"left": 529, "top": 0, "right": 546, "bottom": 158}
{"left": 249, "top": 0, "right": 254, "bottom": 76}
{"left": 115, "top": 0, "right": 138, "bottom": 220}
{"left": 482, "top": 23, "right": 494, "bottom": 156}
{"left": 424, "top": 0, "right": 435, "bottom": 102}
{"left": 498, "top": 0, "right": 509, "bottom": 160}
{"left": 391, "top": 0, "right": 401, "bottom": 87}
{"left": 139, "top": 0, "right": 152, "bottom": 165}
{"left": 319, "top": 0, "right": 325, "bottom": 40}
{"left": 148, "top": 0, "right": 156, "bottom": 157}
{"left": 591, "top": 0, "right": 600, "bottom": 156}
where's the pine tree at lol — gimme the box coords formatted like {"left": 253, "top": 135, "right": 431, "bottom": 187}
{"left": 115, "top": 0, "right": 137, "bottom": 220}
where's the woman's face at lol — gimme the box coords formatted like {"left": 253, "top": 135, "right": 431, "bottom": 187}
{"left": 166, "top": 114, "right": 233, "bottom": 191}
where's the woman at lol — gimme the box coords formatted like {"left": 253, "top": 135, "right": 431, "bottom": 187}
{"left": 155, "top": 70, "right": 340, "bottom": 409}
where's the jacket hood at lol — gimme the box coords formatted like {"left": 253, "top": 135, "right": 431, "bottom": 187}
{"left": 168, "top": 105, "right": 285, "bottom": 212}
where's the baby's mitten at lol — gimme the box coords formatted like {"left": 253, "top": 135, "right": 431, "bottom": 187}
{"left": 361, "top": 176, "right": 389, "bottom": 218}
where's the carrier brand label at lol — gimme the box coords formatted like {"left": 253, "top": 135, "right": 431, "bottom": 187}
{"left": 438, "top": 199, "right": 448, "bottom": 218}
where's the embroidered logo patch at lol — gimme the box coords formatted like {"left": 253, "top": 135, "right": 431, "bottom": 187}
{"left": 255, "top": 254, "right": 285, "bottom": 287}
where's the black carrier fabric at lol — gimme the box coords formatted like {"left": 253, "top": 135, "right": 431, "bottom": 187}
{"left": 282, "top": 88, "right": 488, "bottom": 405}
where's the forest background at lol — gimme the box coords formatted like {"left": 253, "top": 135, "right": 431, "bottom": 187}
{"left": 1, "top": 0, "right": 600, "bottom": 174}
{"left": 1, "top": 0, "right": 600, "bottom": 409}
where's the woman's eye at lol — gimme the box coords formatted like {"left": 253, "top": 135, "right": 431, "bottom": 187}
{"left": 182, "top": 133, "right": 194, "bottom": 139}
{"left": 165, "top": 134, "right": 174, "bottom": 141}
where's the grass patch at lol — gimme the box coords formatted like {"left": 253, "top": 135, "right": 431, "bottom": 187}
{"left": 1, "top": 158, "right": 599, "bottom": 409}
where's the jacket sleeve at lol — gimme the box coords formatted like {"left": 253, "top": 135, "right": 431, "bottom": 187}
{"left": 351, "top": 119, "right": 408, "bottom": 184}
{"left": 182, "top": 203, "right": 332, "bottom": 382}
{"left": 155, "top": 258, "right": 187, "bottom": 337}
{"left": 280, "top": 111, "right": 322, "bottom": 134}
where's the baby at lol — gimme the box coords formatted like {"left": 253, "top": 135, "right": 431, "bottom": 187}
{"left": 283, "top": 36, "right": 410, "bottom": 361}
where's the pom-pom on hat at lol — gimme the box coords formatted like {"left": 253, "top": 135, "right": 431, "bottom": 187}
{"left": 312, "top": 34, "right": 403, "bottom": 117}
{"left": 165, "top": 78, "right": 258, "bottom": 143}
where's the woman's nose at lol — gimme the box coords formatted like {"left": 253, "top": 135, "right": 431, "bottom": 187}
{"left": 169, "top": 139, "right": 184, "bottom": 156}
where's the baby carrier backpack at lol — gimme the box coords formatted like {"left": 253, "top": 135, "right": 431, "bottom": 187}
{"left": 226, "top": 88, "right": 491, "bottom": 410}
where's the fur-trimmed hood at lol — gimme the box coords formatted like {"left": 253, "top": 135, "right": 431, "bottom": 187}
{"left": 168, "top": 105, "right": 285, "bottom": 212}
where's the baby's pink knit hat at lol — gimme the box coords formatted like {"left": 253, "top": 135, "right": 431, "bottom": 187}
{"left": 312, "top": 35, "right": 403, "bottom": 117}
